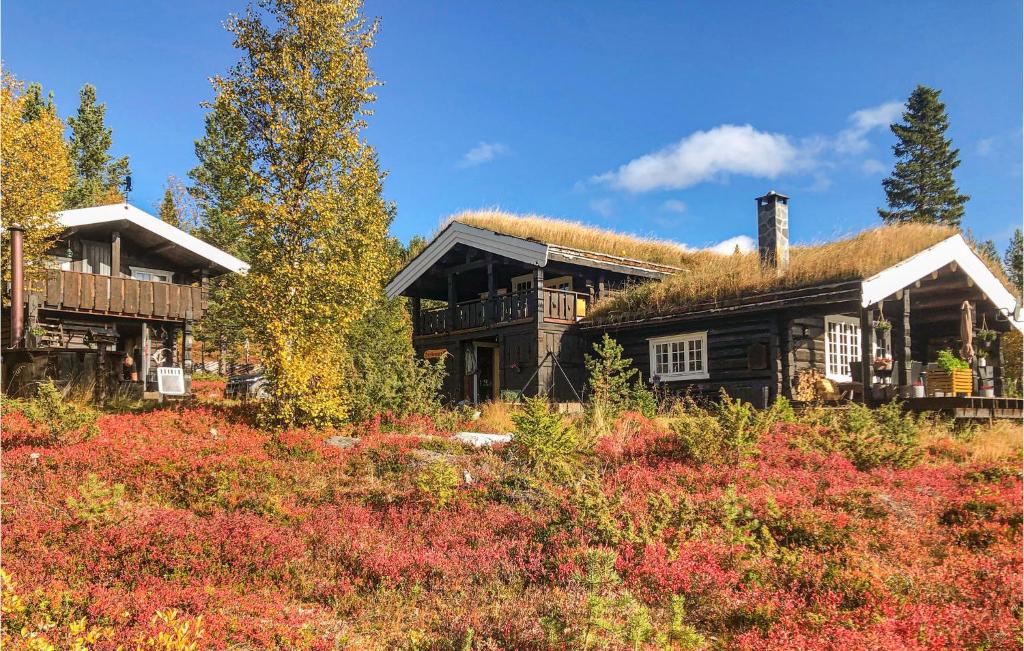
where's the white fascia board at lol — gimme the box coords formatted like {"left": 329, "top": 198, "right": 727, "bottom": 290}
{"left": 57, "top": 203, "right": 249, "bottom": 274}
{"left": 385, "top": 222, "right": 549, "bottom": 299}
{"left": 861, "top": 234, "right": 1023, "bottom": 333}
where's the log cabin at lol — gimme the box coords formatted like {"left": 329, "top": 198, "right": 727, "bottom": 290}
{"left": 388, "top": 193, "right": 1024, "bottom": 417}
{"left": 3, "top": 203, "right": 248, "bottom": 399}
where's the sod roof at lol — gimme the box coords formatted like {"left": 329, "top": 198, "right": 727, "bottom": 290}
{"left": 444, "top": 211, "right": 1011, "bottom": 322}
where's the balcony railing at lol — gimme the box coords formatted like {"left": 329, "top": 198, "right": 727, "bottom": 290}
{"left": 416, "top": 288, "right": 589, "bottom": 336}
{"left": 31, "top": 269, "right": 206, "bottom": 321}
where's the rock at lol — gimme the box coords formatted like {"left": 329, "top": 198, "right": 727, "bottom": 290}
{"left": 451, "top": 432, "right": 512, "bottom": 448}
{"left": 324, "top": 436, "right": 360, "bottom": 450}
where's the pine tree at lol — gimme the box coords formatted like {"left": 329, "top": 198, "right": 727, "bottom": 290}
{"left": 214, "top": 0, "right": 394, "bottom": 427}
{"left": 21, "top": 82, "right": 55, "bottom": 121}
{"left": 976, "top": 239, "right": 1001, "bottom": 268}
{"left": 65, "top": 84, "right": 131, "bottom": 208}
{"left": 1005, "top": 229, "right": 1023, "bottom": 294}
{"left": 158, "top": 186, "right": 181, "bottom": 228}
{"left": 188, "top": 97, "right": 253, "bottom": 256}
{"left": 1, "top": 74, "right": 72, "bottom": 287}
{"left": 878, "top": 85, "right": 969, "bottom": 227}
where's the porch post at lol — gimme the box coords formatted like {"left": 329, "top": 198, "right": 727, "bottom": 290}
{"left": 111, "top": 231, "right": 121, "bottom": 277}
{"left": 859, "top": 306, "right": 874, "bottom": 405}
{"left": 410, "top": 297, "right": 422, "bottom": 336}
{"left": 534, "top": 267, "right": 544, "bottom": 323}
{"left": 447, "top": 274, "right": 457, "bottom": 331}
{"left": 893, "top": 289, "right": 912, "bottom": 394}
{"left": 486, "top": 261, "right": 495, "bottom": 325}
{"left": 597, "top": 271, "right": 606, "bottom": 300}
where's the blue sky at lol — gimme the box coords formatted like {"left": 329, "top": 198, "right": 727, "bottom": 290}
{"left": 4, "top": 1, "right": 1021, "bottom": 251}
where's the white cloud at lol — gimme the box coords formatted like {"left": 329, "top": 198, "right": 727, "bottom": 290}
{"left": 595, "top": 124, "right": 808, "bottom": 192}
{"left": 834, "top": 100, "right": 903, "bottom": 154}
{"left": 661, "top": 199, "right": 686, "bottom": 214}
{"left": 459, "top": 142, "right": 509, "bottom": 167}
{"left": 976, "top": 137, "right": 996, "bottom": 156}
{"left": 589, "top": 198, "right": 614, "bottom": 217}
{"left": 707, "top": 235, "right": 756, "bottom": 255}
{"left": 861, "top": 158, "right": 887, "bottom": 174}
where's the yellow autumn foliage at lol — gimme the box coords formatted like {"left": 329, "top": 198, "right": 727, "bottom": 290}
{"left": 214, "top": 0, "right": 393, "bottom": 427}
{"left": 1, "top": 73, "right": 72, "bottom": 290}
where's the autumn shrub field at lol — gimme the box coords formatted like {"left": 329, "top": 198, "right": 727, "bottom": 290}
{"left": 1, "top": 393, "right": 1021, "bottom": 650}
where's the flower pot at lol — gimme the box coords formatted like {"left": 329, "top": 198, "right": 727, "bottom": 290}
{"left": 980, "top": 387, "right": 995, "bottom": 398}
{"left": 978, "top": 358, "right": 987, "bottom": 367}
{"left": 912, "top": 384, "right": 925, "bottom": 398}
{"left": 925, "top": 369, "right": 972, "bottom": 397}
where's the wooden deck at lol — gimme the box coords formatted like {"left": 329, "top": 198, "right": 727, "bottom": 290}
{"left": 905, "top": 396, "right": 1023, "bottom": 420}
{"left": 31, "top": 269, "right": 206, "bottom": 321}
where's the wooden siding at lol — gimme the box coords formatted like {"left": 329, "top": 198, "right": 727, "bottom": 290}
{"left": 33, "top": 270, "right": 205, "bottom": 321}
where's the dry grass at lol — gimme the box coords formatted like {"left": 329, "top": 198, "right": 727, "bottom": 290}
{"left": 449, "top": 210, "right": 692, "bottom": 267}
{"left": 472, "top": 400, "right": 518, "bottom": 433}
{"left": 590, "top": 223, "right": 964, "bottom": 320}
{"left": 963, "top": 420, "right": 1023, "bottom": 464}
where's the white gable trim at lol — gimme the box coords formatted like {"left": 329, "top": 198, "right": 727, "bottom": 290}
{"left": 57, "top": 203, "right": 249, "bottom": 274}
{"left": 861, "top": 234, "right": 1023, "bottom": 333}
{"left": 385, "top": 222, "right": 549, "bottom": 299}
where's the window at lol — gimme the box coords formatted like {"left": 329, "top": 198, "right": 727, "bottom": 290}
{"left": 823, "top": 314, "right": 888, "bottom": 381}
{"left": 544, "top": 275, "right": 573, "bottom": 291}
{"left": 511, "top": 273, "right": 534, "bottom": 293}
{"left": 648, "top": 331, "right": 708, "bottom": 381}
{"left": 130, "top": 266, "right": 173, "bottom": 283}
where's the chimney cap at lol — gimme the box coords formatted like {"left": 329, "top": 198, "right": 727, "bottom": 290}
{"left": 756, "top": 190, "right": 789, "bottom": 202}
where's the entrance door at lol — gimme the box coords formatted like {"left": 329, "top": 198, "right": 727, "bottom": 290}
{"left": 473, "top": 342, "right": 499, "bottom": 403}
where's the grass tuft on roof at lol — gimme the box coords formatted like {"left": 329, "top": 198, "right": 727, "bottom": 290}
{"left": 448, "top": 210, "right": 692, "bottom": 267}
{"left": 589, "top": 223, "right": 971, "bottom": 321}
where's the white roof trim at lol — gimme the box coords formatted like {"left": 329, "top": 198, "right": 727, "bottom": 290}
{"left": 385, "top": 222, "right": 548, "bottom": 299}
{"left": 861, "top": 234, "right": 1022, "bottom": 333}
{"left": 57, "top": 203, "right": 249, "bottom": 274}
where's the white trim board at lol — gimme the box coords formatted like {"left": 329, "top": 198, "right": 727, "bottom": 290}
{"left": 57, "top": 203, "right": 249, "bottom": 275}
{"left": 860, "top": 234, "right": 1023, "bottom": 334}
{"left": 385, "top": 221, "right": 549, "bottom": 299}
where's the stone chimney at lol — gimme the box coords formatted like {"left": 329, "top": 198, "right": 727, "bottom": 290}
{"left": 756, "top": 191, "right": 789, "bottom": 274}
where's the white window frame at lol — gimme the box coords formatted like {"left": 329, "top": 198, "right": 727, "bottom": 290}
{"left": 648, "top": 331, "right": 709, "bottom": 381}
{"left": 824, "top": 314, "right": 887, "bottom": 382}
{"left": 510, "top": 273, "right": 534, "bottom": 293}
{"left": 130, "top": 266, "right": 174, "bottom": 283}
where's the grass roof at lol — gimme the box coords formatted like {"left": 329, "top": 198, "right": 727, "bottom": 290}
{"left": 588, "top": 223, "right": 974, "bottom": 321}
{"left": 449, "top": 210, "right": 692, "bottom": 267}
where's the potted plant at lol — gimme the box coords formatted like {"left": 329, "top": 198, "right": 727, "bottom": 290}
{"left": 979, "top": 384, "right": 995, "bottom": 398}
{"left": 976, "top": 328, "right": 997, "bottom": 366}
{"left": 926, "top": 349, "right": 973, "bottom": 397}
{"left": 872, "top": 356, "right": 893, "bottom": 372}
{"left": 911, "top": 380, "right": 925, "bottom": 398}
{"left": 873, "top": 316, "right": 892, "bottom": 333}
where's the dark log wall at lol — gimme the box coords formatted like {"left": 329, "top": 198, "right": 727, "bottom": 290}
{"left": 789, "top": 316, "right": 827, "bottom": 379}
{"left": 595, "top": 317, "right": 781, "bottom": 408}
{"left": 538, "top": 323, "right": 587, "bottom": 402}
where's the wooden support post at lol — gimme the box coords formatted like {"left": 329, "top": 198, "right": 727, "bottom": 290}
{"left": 859, "top": 306, "right": 874, "bottom": 405}
{"left": 183, "top": 322, "right": 193, "bottom": 372}
{"left": 892, "top": 290, "right": 912, "bottom": 394}
{"left": 778, "top": 314, "right": 794, "bottom": 400}
{"left": 447, "top": 274, "right": 457, "bottom": 331}
{"left": 993, "top": 331, "right": 1004, "bottom": 397}
{"left": 140, "top": 322, "right": 150, "bottom": 391}
{"left": 111, "top": 231, "right": 121, "bottom": 278}
{"left": 597, "top": 271, "right": 606, "bottom": 300}
{"left": 534, "top": 267, "right": 544, "bottom": 323}
{"left": 486, "top": 261, "right": 495, "bottom": 324}
{"left": 410, "top": 297, "right": 422, "bottom": 336}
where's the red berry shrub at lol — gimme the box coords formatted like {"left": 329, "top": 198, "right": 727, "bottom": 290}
{"left": 1, "top": 401, "right": 1019, "bottom": 649}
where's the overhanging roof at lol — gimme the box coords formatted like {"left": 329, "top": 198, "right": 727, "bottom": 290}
{"left": 57, "top": 203, "right": 249, "bottom": 275}
{"left": 385, "top": 221, "right": 677, "bottom": 299}
{"left": 861, "top": 234, "right": 1023, "bottom": 333}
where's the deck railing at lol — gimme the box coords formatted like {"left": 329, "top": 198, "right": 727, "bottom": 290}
{"left": 416, "top": 289, "right": 589, "bottom": 336}
{"left": 31, "top": 269, "right": 206, "bottom": 321}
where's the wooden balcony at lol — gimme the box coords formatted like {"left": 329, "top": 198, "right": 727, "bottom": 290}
{"left": 31, "top": 269, "right": 206, "bottom": 321}
{"left": 416, "top": 288, "right": 589, "bottom": 336}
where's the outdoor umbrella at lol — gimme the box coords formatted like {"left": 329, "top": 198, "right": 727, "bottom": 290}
{"left": 960, "top": 301, "right": 974, "bottom": 362}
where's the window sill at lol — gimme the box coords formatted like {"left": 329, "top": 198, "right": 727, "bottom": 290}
{"left": 652, "top": 372, "right": 710, "bottom": 382}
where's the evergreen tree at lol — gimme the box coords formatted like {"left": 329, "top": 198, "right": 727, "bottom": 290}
{"left": 21, "top": 82, "right": 55, "bottom": 121}
{"left": 188, "top": 97, "right": 253, "bottom": 256}
{"left": 215, "top": 0, "right": 394, "bottom": 427}
{"left": 158, "top": 186, "right": 181, "bottom": 228}
{"left": 878, "top": 85, "right": 969, "bottom": 227}
{"left": 1005, "top": 229, "right": 1023, "bottom": 294}
{"left": 65, "top": 84, "right": 131, "bottom": 208}
{"left": 977, "top": 239, "right": 1001, "bottom": 268}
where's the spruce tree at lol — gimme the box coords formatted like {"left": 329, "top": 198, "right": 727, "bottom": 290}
{"left": 158, "top": 186, "right": 181, "bottom": 228}
{"left": 188, "top": 97, "right": 253, "bottom": 256}
{"left": 65, "top": 84, "right": 131, "bottom": 208}
{"left": 21, "top": 82, "right": 55, "bottom": 121}
{"left": 878, "top": 85, "right": 969, "bottom": 227}
{"left": 1005, "top": 229, "right": 1023, "bottom": 294}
